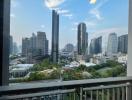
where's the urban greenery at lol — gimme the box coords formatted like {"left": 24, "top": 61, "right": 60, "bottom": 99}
{"left": 10, "top": 59, "right": 126, "bottom": 83}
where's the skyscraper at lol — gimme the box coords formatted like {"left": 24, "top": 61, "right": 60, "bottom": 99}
{"left": 22, "top": 32, "right": 49, "bottom": 63}
{"left": 77, "top": 23, "right": 88, "bottom": 55}
{"left": 90, "top": 38, "right": 96, "bottom": 55}
{"left": 30, "top": 33, "right": 37, "bottom": 57}
{"left": 107, "top": 33, "right": 118, "bottom": 56}
{"left": 118, "top": 34, "right": 128, "bottom": 54}
{"left": 51, "top": 10, "right": 59, "bottom": 63}
{"left": 37, "top": 31, "right": 49, "bottom": 56}
{"left": 10, "top": 36, "right": 13, "bottom": 55}
{"left": 13, "top": 42, "right": 18, "bottom": 54}
{"left": 90, "top": 36, "right": 102, "bottom": 55}
{"left": 95, "top": 36, "right": 102, "bottom": 54}
{"left": 22, "top": 38, "right": 30, "bottom": 57}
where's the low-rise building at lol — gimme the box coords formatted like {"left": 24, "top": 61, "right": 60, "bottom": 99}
{"left": 10, "top": 64, "right": 34, "bottom": 78}
{"left": 118, "top": 54, "right": 127, "bottom": 64}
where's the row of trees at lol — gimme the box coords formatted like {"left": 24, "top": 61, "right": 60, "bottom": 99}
{"left": 10, "top": 60, "right": 126, "bottom": 83}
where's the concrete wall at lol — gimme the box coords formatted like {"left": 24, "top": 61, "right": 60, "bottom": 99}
{"left": 128, "top": 0, "right": 132, "bottom": 76}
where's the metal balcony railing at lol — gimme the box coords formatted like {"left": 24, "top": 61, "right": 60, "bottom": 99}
{"left": 0, "top": 77, "right": 132, "bottom": 100}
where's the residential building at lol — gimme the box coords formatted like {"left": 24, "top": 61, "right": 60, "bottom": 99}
{"left": 77, "top": 23, "right": 88, "bottom": 55}
{"left": 90, "top": 36, "right": 102, "bottom": 55}
{"left": 36, "top": 31, "right": 48, "bottom": 56}
{"left": 118, "top": 34, "right": 128, "bottom": 54}
{"left": 13, "top": 42, "right": 18, "bottom": 54}
{"left": 107, "top": 33, "right": 118, "bottom": 56}
{"left": 22, "top": 32, "right": 48, "bottom": 63}
{"left": 22, "top": 38, "right": 30, "bottom": 57}
{"left": 10, "top": 36, "right": 13, "bottom": 55}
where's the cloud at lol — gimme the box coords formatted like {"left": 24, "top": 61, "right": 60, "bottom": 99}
{"left": 89, "top": 0, "right": 109, "bottom": 20}
{"left": 41, "top": 25, "right": 45, "bottom": 28}
{"left": 86, "top": 21, "right": 97, "bottom": 28}
{"left": 11, "top": 0, "right": 19, "bottom": 8}
{"left": 89, "top": 9, "right": 102, "bottom": 20}
{"left": 71, "top": 27, "right": 77, "bottom": 31}
{"left": 63, "top": 14, "right": 73, "bottom": 17}
{"left": 44, "top": 0, "right": 65, "bottom": 8}
{"left": 57, "top": 9, "right": 69, "bottom": 14}
{"left": 10, "top": 13, "right": 16, "bottom": 18}
{"left": 73, "top": 22, "right": 79, "bottom": 26}
{"left": 44, "top": 0, "right": 73, "bottom": 19}
{"left": 89, "top": 0, "right": 97, "bottom": 4}
{"left": 63, "top": 13, "right": 73, "bottom": 19}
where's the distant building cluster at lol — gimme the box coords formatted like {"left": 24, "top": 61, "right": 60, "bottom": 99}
{"left": 10, "top": 36, "right": 20, "bottom": 55}
{"left": 10, "top": 9, "right": 128, "bottom": 66}
{"left": 89, "top": 33, "right": 128, "bottom": 64}
{"left": 89, "top": 33, "right": 128, "bottom": 57}
{"left": 22, "top": 32, "right": 49, "bottom": 63}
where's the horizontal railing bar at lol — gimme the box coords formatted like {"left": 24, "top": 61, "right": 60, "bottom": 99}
{"left": 83, "top": 83, "right": 131, "bottom": 91}
{"left": 0, "top": 77, "right": 132, "bottom": 93}
{"left": 0, "top": 89, "right": 75, "bottom": 100}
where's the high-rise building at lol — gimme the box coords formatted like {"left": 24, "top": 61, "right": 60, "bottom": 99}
{"left": 37, "top": 31, "right": 49, "bottom": 56}
{"left": 22, "top": 38, "right": 30, "bottom": 57}
{"left": 13, "top": 42, "right": 18, "bottom": 54}
{"left": 90, "top": 38, "right": 96, "bottom": 55}
{"left": 95, "top": 36, "right": 102, "bottom": 54}
{"left": 30, "top": 33, "right": 37, "bottom": 56}
{"left": 10, "top": 36, "right": 13, "bottom": 55}
{"left": 118, "top": 34, "right": 128, "bottom": 54}
{"left": 51, "top": 10, "right": 59, "bottom": 63}
{"left": 90, "top": 36, "right": 102, "bottom": 55}
{"left": 77, "top": 23, "right": 88, "bottom": 55}
{"left": 107, "top": 33, "right": 118, "bottom": 56}
{"left": 22, "top": 32, "right": 49, "bottom": 63}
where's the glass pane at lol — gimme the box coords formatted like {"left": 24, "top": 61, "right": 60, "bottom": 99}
{"left": 10, "top": 0, "right": 128, "bottom": 83}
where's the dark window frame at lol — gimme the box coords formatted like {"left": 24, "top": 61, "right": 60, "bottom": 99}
{"left": 0, "top": 0, "right": 10, "bottom": 86}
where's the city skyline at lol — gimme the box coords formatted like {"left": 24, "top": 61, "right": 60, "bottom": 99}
{"left": 10, "top": 0, "right": 128, "bottom": 50}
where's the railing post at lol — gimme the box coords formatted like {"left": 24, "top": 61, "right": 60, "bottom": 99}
{"left": 96, "top": 90, "right": 99, "bottom": 100}
{"left": 122, "top": 87, "right": 125, "bottom": 100}
{"left": 107, "top": 89, "right": 110, "bottom": 100}
{"left": 76, "top": 87, "right": 83, "bottom": 100}
{"left": 126, "top": 83, "right": 132, "bottom": 100}
{"left": 112, "top": 88, "right": 115, "bottom": 100}
{"left": 80, "top": 87, "right": 83, "bottom": 100}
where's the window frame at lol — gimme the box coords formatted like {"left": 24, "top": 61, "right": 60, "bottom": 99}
{"left": 0, "top": 0, "right": 10, "bottom": 86}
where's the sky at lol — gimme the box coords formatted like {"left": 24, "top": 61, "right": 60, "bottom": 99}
{"left": 10, "top": 0, "right": 128, "bottom": 51}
